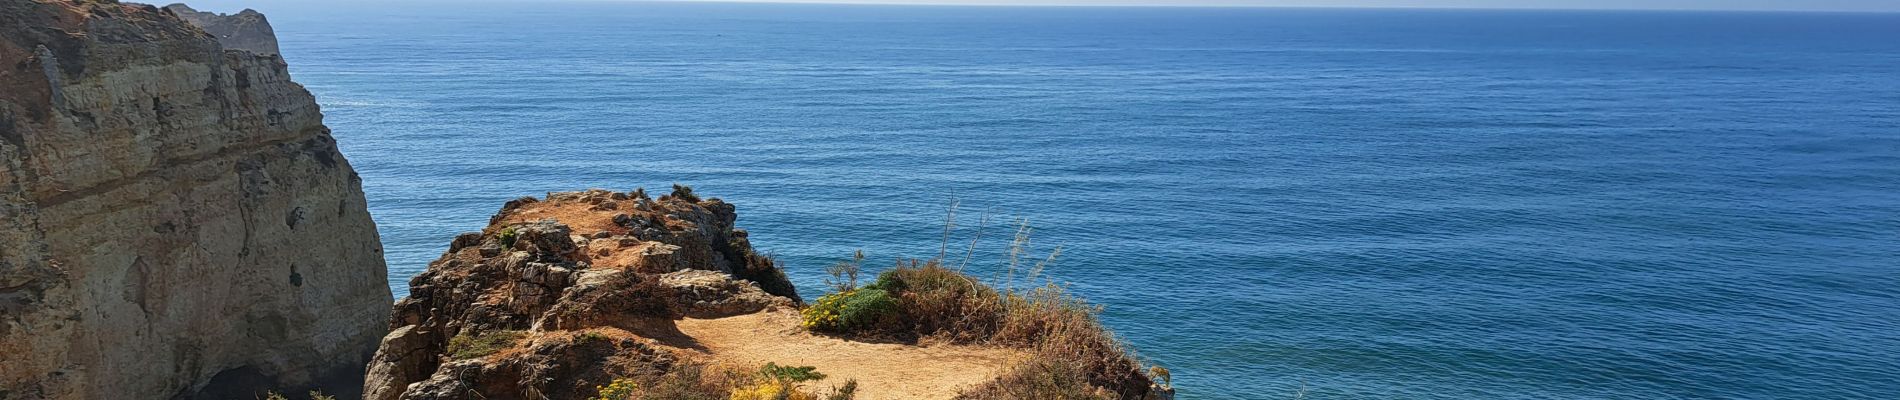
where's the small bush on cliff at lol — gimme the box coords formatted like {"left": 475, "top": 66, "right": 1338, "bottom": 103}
{"left": 958, "top": 356, "right": 1116, "bottom": 400}
{"left": 803, "top": 259, "right": 1158, "bottom": 398}
{"left": 593, "top": 378, "right": 640, "bottom": 400}
{"left": 826, "top": 380, "right": 859, "bottom": 400}
{"left": 825, "top": 250, "right": 866, "bottom": 292}
{"left": 760, "top": 363, "right": 827, "bottom": 382}
{"left": 731, "top": 363, "right": 836, "bottom": 400}
{"left": 800, "top": 288, "right": 897, "bottom": 332}
{"left": 497, "top": 227, "right": 519, "bottom": 248}
{"left": 575, "top": 330, "right": 612, "bottom": 343}
{"left": 729, "top": 380, "right": 819, "bottom": 400}
{"left": 668, "top": 183, "right": 701, "bottom": 203}
{"left": 446, "top": 330, "right": 526, "bottom": 360}
{"left": 617, "top": 362, "right": 846, "bottom": 400}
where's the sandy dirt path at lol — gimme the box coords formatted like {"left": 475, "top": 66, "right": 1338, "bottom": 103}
{"left": 674, "top": 311, "right": 1024, "bottom": 400}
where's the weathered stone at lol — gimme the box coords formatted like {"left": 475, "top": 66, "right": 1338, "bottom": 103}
{"left": 395, "top": 332, "right": 675, "bottom": 400}
{"left": 632, "top": 243, "right": 685, "bottom": 273}
{"left": 0, "top": 2, "right": 388, "bottom": 398}
{"left": 363, "top": 189, "right": 801, "bottom": 399}
{"left": 508, "top": 219, "right": 578, "bottom": 261}
{"left": 361, "top": 326, "right": 442, "bottom": 400}
{"left": 659, "top": 269, "right": 796, "bottom": 318}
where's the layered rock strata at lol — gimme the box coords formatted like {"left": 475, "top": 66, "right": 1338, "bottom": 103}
{"left": 363, "top": 188, "right": 800, "bottom": 400}
{"left": 0, "top": 1, "right": 388, "bottom": 398}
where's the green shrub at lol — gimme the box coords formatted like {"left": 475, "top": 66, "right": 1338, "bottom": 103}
{"left": 574, "top": 330, "right": 611, "bottom": 343}
{"left": 826, "top": 380, "right": 859, "bottom": 400}
{"left": 838, "top": 288, "right": 897, "bottom": 328}
{"left": 760, "top": 363, "right": 827, "bottom": 382}
{"left": 497, "top": 227, "right": 518, "bottom": 248}
{"left": 729, "top": 380, "right": 818, "bottom": 400}
{"left": 592, "top": 378, "right": 639, "bottom": 400}
{"left": 446, "top": 330, "right": 526, "bottom": 360}
{"left": 815, "top": 259, "right": 1158, "bottom": 398}
{"left": 669, "top": 183, "right": 701, "bottom": 202}
{"left": 800, "top": 288, "right": 896, "bottom": 332}
{"left": 862, "top": 262, "right": 1004, "bottom": 341}
{"left": 826, "top": 250, "right": 866, "bottom": 292}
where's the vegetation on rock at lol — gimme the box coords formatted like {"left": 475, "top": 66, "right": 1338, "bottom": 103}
{"left": 799, "top": 261, "right": 1160, "bottom": 398}
{"left": 445, "top": 330, "right": 527, "bottom": 360}
{"left": 793, "top": 210, "right": 1170, "bottom": 398}
{"left": 360, "top": 189, "right": 1165, "bottom": 400}
{"left": 592, "top": 378, "right": 640, "bottom": 400}
{"left": 760, "top": 363, "right": 829, "bottom": 382}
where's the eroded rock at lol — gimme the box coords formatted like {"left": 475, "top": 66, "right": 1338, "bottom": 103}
{"left": 364, "top": 189, "right": 800, "bottom": 400}
{"left": 0, "top": 1, "right": 387, "bottom": 398}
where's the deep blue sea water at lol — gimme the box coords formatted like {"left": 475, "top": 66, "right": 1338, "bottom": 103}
{"left": 226, "top": 1, "right": 1900, "bottom": 398}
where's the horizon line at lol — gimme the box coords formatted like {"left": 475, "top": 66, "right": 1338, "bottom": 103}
{"left": 588, "top": 0, "right": 1900, "bottom": 13}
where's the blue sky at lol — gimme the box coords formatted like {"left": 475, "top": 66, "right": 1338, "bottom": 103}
{"left": 648, "top": 0, "right": 1899, "bottom": 12}
{"left": 175, "top": 0, "right": 1900, "bottom": 12}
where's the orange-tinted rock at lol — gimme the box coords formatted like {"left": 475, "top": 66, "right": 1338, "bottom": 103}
{"left": 363, "top": 189, "right": 800, "bottom": 400}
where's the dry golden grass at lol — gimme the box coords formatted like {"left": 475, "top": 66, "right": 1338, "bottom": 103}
{"left": 611, "top": 360, "right": 858, "bottom": 400}
{"left": 803, "top": 261, "right": 1159, "bottom": 399}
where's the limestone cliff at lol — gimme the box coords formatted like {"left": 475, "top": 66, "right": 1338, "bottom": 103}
{"left": 362, "top": 188, "right": 800, "bottom": 400}
{"left": 0, "top": 1, "right": 388, "bottom": 399}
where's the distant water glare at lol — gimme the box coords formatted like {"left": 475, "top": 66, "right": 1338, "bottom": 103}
{"left": 265, "top": 2, "right": 1900, "bottom": 398}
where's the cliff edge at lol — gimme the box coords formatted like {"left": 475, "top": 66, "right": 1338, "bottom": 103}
{"left": 363, "top": 188, "right": 804, "bottom": 400}
{"left": 0, "top": 1, "right": 388, "bottom": 398}
{"left": 364, "top": 188, "right": 1171, "bottom": 400}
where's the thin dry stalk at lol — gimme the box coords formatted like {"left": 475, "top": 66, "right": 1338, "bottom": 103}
{"left": 956, "top": 208, "right": 995, "bottom": 273}
{"left": 1028, "top": 245, "right": 1062, "bottom": 284}
{"left": 938, "top": 199, "right": 960, "bottom": 260}
{"left": 1005, "top": 218, "right": 1033, "bottom": 291}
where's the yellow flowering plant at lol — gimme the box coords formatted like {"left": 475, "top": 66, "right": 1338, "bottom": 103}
{"left": 592, "top": 378, "right": 638, "bottom": 400}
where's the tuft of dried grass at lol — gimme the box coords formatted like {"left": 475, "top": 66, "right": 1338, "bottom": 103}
{"left": 632, "top": 362, "right": 734, "bottom": 400}
{"left": 445, "top": 330, "right": 527, "bottom": 360}
{"left": 844, "top": 261, "right": 1157, "bottom": 399}
{"left": 793, "top": 207, "right": 1164, "bottom": 399}
{"left": 609, "top": 362, "right": 854, "bottom": 400}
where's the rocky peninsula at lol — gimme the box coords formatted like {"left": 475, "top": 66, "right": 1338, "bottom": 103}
{"left": 361, "top": 188, "right": 1171, "bottom": 399}
{"left": 1, "top": 2, "right": 1172, "bottom": 399}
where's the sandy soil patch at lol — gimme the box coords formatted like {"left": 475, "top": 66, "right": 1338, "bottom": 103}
{"left": 674, "top": 311, "right": 1024, "bottom": 400}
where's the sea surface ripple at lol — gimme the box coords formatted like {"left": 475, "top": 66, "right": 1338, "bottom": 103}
{"left": 247, "top": 2, "right": 1900, "bottom": 398}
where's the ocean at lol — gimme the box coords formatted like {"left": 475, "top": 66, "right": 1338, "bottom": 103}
{"left": 240, "top": 1, "right": 1900, "bottom": 398}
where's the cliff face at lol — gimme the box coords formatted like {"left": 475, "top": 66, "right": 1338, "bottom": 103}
{"left": 0, "top": 1, "right": 388, "bottom": 399}
{"left": 362, "top": 189, "right": 800, "bottom": 400}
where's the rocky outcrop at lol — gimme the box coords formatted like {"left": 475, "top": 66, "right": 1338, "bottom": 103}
{"left": 363, "top": 188, "right": 799, "bottom": 400}
{"left": 0, "top": 1, "right": 388, "bottom": 399}
{"left": 162, "top": 3, "right": 280, "bottom": 56}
